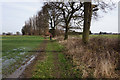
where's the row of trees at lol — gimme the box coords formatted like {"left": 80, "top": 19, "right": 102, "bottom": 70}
{"left": 21, "top": 0, "right": 115, "bottom": 43}
{"left": 22, "top": 5, "right": 49, "bottom": 35}
{"left": 2, "top": 32, "right": 21, "bottom": 35}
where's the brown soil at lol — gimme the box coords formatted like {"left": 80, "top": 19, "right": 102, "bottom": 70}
{"left": 20, "top": 40, "right": 48, "bottom": 78}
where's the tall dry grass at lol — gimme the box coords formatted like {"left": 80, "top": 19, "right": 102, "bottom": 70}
{"left": 57, "top": 36, "right": 120, "bottom": 78}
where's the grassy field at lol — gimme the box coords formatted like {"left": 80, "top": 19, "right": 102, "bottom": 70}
{"left": 1, "top": 35, "right": 119, "bottom": 78}
{"left": 1, "top": 35, "right": 44, "bottom": 77}
{"left": 70, "top": 34, "right": 119, "bottom": 38}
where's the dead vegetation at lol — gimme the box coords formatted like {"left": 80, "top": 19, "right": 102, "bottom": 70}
{"left": 57, "top": 36, "right": 120, "bottom": 78}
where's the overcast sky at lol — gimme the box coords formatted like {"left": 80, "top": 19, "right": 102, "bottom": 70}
{"left": 1, "top": 2, "right": 44, "bottom": 34}
{"left": 0, "top": 0, "right": 119, "bottom": 34}
{"left": 91, "top": 4, "right": 118, "bottom": 33}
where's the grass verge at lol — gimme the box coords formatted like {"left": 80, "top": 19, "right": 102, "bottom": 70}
{"left": 32, "top": 40, "right": 83, "bottom": 78}
{"left": 32, "top": 41, "right": 64, "bottom": 78}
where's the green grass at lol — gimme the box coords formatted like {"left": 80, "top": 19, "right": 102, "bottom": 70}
{"left": 32, "top": 41, "right": 64, "bottom": 78}
{"left": 32, "top": 52, "right": 54, "bottom": 78}
{"left": 32, "top": 40, "right": 82, "bottom": 78}
{"left": 32, "top": 53, "right": 54, "bottom": 78}
{"left": 1, "top": 35, "right": 44, "bottom": 77}
{"left": 2, "top": 35, "right": 44, "bottom": 52}
{"left": 2, "top": 35, "right": 44, "bottom": 58}
{"left": 58, "top": 53, "right": 74, "bottom": 78}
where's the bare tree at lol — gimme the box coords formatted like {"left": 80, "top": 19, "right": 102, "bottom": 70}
{"left": 21, "top": 0, "right": 115, "bottom": 40}
{"left": 43, "top": 2, "right": 63, "bottom": 37}
{"left": 51, "top": 1, "right": 115, "bottom": 40}
{"left": 82, "top": 0, "right": 115, "bottom": 44}
{"left": 53, "top": 2, "right": 84, "bottom": 40}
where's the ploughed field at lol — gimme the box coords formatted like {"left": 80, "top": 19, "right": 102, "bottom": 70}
{"left": 1, "top": 36, "right": 44, "bottom": 77}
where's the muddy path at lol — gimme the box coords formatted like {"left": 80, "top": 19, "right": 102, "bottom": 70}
{"left": 5, "top": 40, "right": 48, "bottom": 78}
{"left": 6, "top": 40, "right": 73, "bottom": 78}
{"left": 19, "top": 40, "right": 48, "bottom": 78}
{"left": 22, "top": 40, "right": 74, "bottom": 78}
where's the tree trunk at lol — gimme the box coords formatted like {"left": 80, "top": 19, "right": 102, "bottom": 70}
{"left": 64, "top": 24, "right": 68, "bottom": 40}
{"left": 50, "top": 18, "right": 52, "bottom": 29}
{"left": 52, "top": 21, "right": 56, "bottom": 37}
{"left": 82, "top": 2, "right": 92, "bottom": 44}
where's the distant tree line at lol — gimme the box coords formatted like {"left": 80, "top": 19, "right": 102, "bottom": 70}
{"left": 2, "top": 32, "right": 21, "bottom": 35}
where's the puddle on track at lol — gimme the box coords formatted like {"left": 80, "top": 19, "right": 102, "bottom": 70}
{"left": 7, "top": 55, "right": 36, "bottom": 78}
{"left": 2, "top": 58, "right": 16, "bottom": 68}
{"left": 2, "top": 52, "right": 26, "bottom": 67}
{"left": 19, "top": 52, "right": 26, "bottom": 55}
{"left": 2, "top": 47, "right": 36, "bottom": 78}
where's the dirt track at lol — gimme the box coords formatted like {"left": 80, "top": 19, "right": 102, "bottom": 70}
{"left": 6, "top": 39, "right": 73, "bottom": 78}
{"left": 20, "top": 40, "right": 48, "bottom": 78}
